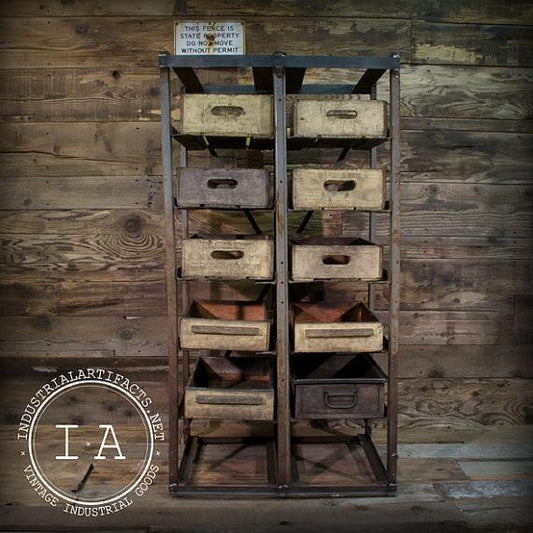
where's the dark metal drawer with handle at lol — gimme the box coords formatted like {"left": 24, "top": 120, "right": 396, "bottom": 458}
{"left": 291, "top": 354, "right": 386, "bottom": 420}
{"left": 185, "top": 356, "right": 274, "bottom": 420}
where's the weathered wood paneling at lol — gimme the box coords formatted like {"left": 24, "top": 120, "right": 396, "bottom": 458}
{"left": 1, "top": 0, "right": 532, "bottom": 25}
{"left": 2, "top": 123, "right": 531, "bottom": 183}
{"left": 0, "top": 317, "right": 167, "bottom": 357}
{"left": 0, "top": 1, "right": 531, "bottom": 433}
{"left": 0, "top": 17, "right": 411, "bottom": 68}
{"left": 2, "top": 66, "right": 531, "bottom": 125}
{"left": 412, "top": 20, "right": 533, "bottom": 66}
{"left": 0, "top": 281, "right": 166, "bottom": 316}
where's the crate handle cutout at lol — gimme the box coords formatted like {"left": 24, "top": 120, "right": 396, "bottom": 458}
{"left": 207, "top": 178, "right": 238, "bottom": 189}
{"left": 210, "top": 105, "right": 245, "bottom": 117}
{"left": 324, "top": 391, "right": 358, "bottom": 409}
{"left": 326, "top": 109, "right": 358, "bottom": 119}
{"left": 324, "top": 180, "right": 356, "bottom": 192}
{"left": 191, "top": 324, "right": 260, "bottom": 336}
{"left": 305, "top": 328, "right": 374, "bottom": 338}
{"left": 322, "top": 254, "right": 351, "bottom": 265}
{"left": 196, "top": 395, "right": 264, "bottom": 406}
{"left": 211, "top": 250, "right": 244, "bottom": 260}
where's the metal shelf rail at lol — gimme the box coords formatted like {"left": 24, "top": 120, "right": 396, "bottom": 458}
{"left": 159, "top": 51, "right": 400, "bottom": 497}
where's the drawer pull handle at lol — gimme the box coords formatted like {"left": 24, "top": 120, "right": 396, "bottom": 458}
{"left": 306, "top": 328, "right": 374, "bottom": 338}
{"left": 210, "top": 105, "right": 245, "bottom": 117}
{"left": 211, "top": 250, "right": 244, "bottom": 260}
{"left": 326, "top": 109, "right": 358, "bottom": 119}
{"left": 324, "top": 391, "right": 358, "bottom": 409}
{"left": 196, "top": 395, "right": 264, "bottom": 406}
{"left": 322, "top": 254, "right": 350, "bottom": 265}
{"left": 191, "top": 325, "right": 260, "bottom": 336}
{"left": 207, "top": 178, "right": 238, "bottom": 189}
{"left": 324, "top": 180, "right": 356, "bottom": 192}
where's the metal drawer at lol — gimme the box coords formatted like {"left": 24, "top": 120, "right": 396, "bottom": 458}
{"left": 180, "top": 94, "right": 274, "bottom": 137}
{"left": 177, "top": 168, "right": 271, "bottom": 209}
{"left": 293, "top": 97, "right": 387, "bottom": 138}
{"left": 293, "top": 301, "right": 383, "bottom": 353}
{"left": 292, "top": 168, "right": 384, "bottom": 211}
{"left": 185, "top": 356, "right": 274, "bottom": 421}
{"left": 291, "top": 354, "right": 386, "bottom": 420}
{"left": 180, "top": 300, "right": 271, "bottom": 351}
{"left": 182, "top": 236, "right": 274, "bottom": 279}
{"left": 291, "top": 237, "right": 382, "bottom": 281}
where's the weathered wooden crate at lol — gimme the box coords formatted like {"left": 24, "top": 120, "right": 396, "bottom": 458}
{"left": 293, "top": 302, "right": 383, "bottom": 353}
{"left": 180, "top": 94, "right": 274, "bottom": 137}
{"left": 292, "top": 168, "right": 384, "bottom": 210}
{"left": 177, "top": 168, "right": 271, "bottom": 209}
{"left": 182, "top": 236, "right": 274, "bottom": 279}
{"left": 291, "top": 354, "right": 386, "bottom": 420}
{"left": 292, "top": 97, "right": 387, "bottom": 138}
{"left": 180, "top": 300, "right": 271, "bottom": 351}
{"left": 185, "top": 356, "right": 274, "bottom": 420}
{"left": 291, "top": 237, "right": 382, "bottom": 281}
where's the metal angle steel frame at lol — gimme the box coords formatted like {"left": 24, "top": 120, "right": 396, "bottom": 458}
{"left": 160, "top": 51, "right": 401, "bottom": 497}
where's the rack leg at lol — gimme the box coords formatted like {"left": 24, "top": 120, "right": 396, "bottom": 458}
{"left": 273, "top": 58, "right": 290, "bottom": 493}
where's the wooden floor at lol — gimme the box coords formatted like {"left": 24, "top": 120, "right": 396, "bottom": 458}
{"left": 0, "top": 424, "right": 532, "bottom": 532}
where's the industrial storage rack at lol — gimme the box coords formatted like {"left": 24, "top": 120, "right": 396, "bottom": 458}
{"left": 159, "top": 52, "right": 401, "bottom": 497}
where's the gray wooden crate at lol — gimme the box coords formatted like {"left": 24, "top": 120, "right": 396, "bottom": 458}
{"left": 293, "top": 302, "right": 383, "bottom": 353}
{"left": 291, "top": 237, "right": 382, "bottom": 281}
{"left": 177, "top": 168, "right": 271, "bottom": 209}
{"left": 180, "top": 300, "right": 271, "bottom": 351}
{"left": 293, "top": 97, "right": 387, "bottom": 138}
{"left": 180, "top": 94, "right": 274, "bottom": 137}
{"left": 185, "top": 356, "right": 274, "bottom": 421}
{"left": 182, "top": 236, "right": 274, "bottom": 279}
{"left": 292, "top": 168, "right": 385, "bottom": 210}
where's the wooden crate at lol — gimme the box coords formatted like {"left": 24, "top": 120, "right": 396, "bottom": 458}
{"left": 177, "top": 168, "right": 271, "bottom": 209}
{"left": 180, "top": 94, "right": 274, "bottom": 137}
{"left": 182, "top": 236, "right": 274, "bottom": 279}
{"left": 291, "top": 237, "right": 382, "bottom": 281}
{"left": 291, "top": 354, "right": 386, "bottom": 420}
{"left": 185, "top": 356, "right": 274, "bottom": 421}
{"left": 292, "top": 168, "right": 384, "bottom": 210}
{"left": 293, "top": 302, "right": 383, "bottom": 353}
{"left": 180, "top": 300, "right": 271, "bottom": 351}
{"left": 292, "top": 97, "right": 387, "bottom": 138}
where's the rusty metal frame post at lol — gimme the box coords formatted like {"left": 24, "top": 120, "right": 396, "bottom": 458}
{"left": 273, "top": 55, "right": 291, "bottom": 493}
{"left": 387, "top": 56, "right": 401, "bottom": 488}
{"left": 160, "top": 53, "right": 179, "bottom": 489}
{"left": 368, "top": 82, "right": 379, "bottom": 312}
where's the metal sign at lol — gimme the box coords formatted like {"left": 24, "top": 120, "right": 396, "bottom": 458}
{"left": 174, "top": 21, "right": 245, "bottom": 55}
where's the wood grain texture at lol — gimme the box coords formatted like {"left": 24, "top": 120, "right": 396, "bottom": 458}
{"left": 380, "top": 345, "right": 533, "bottom": 379}
{"left": 1, "top": 0, "right": 532, "bottom": 24}
{"left": 0, "top": 17, "right": 411, "bottom": 68}
{"left": 0, "top": 175, "right": 162, "bottom": 209}
{"left": 0, "top": 122, "right": 163, "bottom": 177}
{"left": 2, "top": 122, "right": 530, "bottom": 182}
{"left": 2, "top": 66, "right": 530, "bottom": 126}
{"left": 398, "top": 378, "right": 533, "bottom": 428}
{"left": 0, "top": 231, "right": 165, "bottom": 282}
{"left": 412, "top": 20, "right": 533, "bottom": 67}
{"left": 0, "top": 317, "right": 167, "bottom": 358}
{"left": 0, "top": 281, "right": 166, "bottom": 316}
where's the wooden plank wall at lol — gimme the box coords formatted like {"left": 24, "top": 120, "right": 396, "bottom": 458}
{"left": 0, "top": 1, "right": 532, "bottom": 429}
